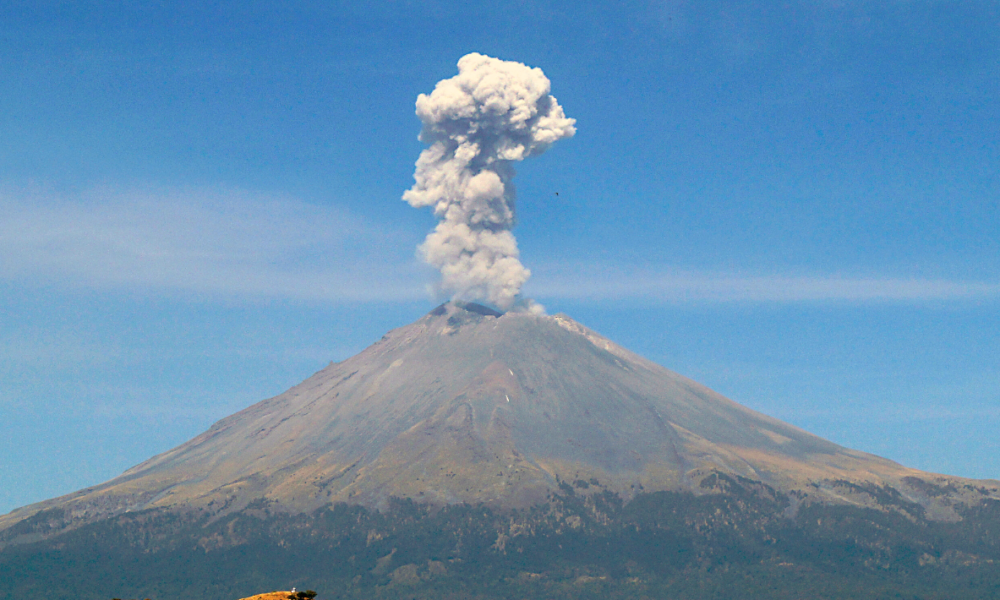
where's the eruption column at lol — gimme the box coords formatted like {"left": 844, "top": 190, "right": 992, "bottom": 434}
{"left": 404, "top": 53, "right": 575, "bottom": 311}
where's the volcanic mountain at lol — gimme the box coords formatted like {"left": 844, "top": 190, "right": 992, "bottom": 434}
{"left": 2, "top": 302, "right": 997, "bottom": 538}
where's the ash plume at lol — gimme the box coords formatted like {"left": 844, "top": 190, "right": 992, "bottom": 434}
{"left": 404, "top": 53, "right": 575, "bottom": 311}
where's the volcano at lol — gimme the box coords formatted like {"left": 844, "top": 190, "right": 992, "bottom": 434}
{"left": 4, "top": 301, "right": 996, "bottom": 539}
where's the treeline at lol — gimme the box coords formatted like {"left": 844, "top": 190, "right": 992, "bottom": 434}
{"left": 2, "top": 473, "right": 999, "bottom": 600}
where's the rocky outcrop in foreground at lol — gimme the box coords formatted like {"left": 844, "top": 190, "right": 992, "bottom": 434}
{"left": 239, "top": 592, "right": 316, "bottom": 600}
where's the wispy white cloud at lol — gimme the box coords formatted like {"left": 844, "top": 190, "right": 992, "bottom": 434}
{"left": 775, "top": 404, "right": 1000, "bottom": 424}
{"left": 526, "top": 263, "right": 1000, "bottom": 304}
{"left": 2, "top": 187, "right": 996, "bottom": 306}
{"left": 0, "top": 332, "right": 121, "bottom": 369}
{"left": 0, "top": 185, "right": 427, "bottom": 302}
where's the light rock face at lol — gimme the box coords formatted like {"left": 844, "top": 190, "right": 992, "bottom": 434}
{"left": 2, "top": 303, "right": 998, "bottom": 534}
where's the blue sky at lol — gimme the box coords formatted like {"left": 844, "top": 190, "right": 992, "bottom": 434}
{"left": 1, "top": 0, "right": 997, "bottom": 514}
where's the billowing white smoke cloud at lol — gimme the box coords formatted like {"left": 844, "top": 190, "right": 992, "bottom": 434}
{"left": 404, "top": 53, "right": 575, "bottom": 311}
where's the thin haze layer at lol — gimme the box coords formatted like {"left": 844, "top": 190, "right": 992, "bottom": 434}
{"left": 404, "top": 53, "right": 575, "bottom": 310}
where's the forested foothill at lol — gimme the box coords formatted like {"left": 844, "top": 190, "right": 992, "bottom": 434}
{"left": 2, "top": 473, "right": 999, "bottom": 600}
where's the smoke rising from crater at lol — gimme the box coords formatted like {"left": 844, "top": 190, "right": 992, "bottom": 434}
{"left": 404, "top": 53, "right": 575, "bottom": 310}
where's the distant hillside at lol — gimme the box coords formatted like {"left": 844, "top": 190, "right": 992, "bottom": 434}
{"left": 2, "top": 475, "right": 1000, "bottom": 599}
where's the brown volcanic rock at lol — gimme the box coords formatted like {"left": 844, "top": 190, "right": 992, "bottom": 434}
{"left": 2, "top": 302, "right": 998, "bottom": 536}
{"left": 238, "top": 594, "right": 294, "bottom": 600}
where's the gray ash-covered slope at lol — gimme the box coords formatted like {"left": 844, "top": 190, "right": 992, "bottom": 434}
{"left": 2, "top": 302, "right": 997, "bottom": 536}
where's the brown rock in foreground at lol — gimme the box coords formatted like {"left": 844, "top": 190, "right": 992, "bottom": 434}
{"left": 2, "top": 302, "right": 998, "bottom": 539}
{"left": 238, "top": 589, "right": 316, "bottom": 600}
